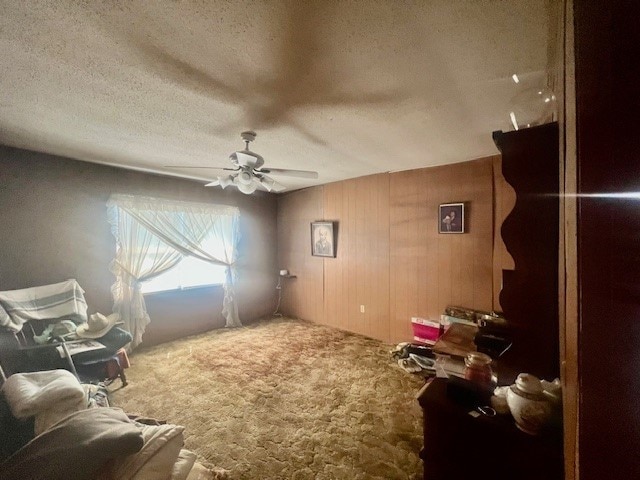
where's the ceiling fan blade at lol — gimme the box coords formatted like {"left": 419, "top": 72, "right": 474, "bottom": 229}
{"left": 270, "top": 183, "right": 287, "bottom": 193}
{"left": 164, "top": 166, "right": 237, "bottom": 170}
{"left": 205, "top": 175, "right": 236, "bottom": 189}
{"left": 233, "top": 150, "right": 264, "bottom": 168}
{"left": 259, "top": 175, "right": 287, "bottom": 193}
{"left": 257, "top": 168, "right": 318, "bottom": 179}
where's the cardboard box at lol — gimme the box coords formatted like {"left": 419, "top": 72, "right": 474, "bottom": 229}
{"left": 432, "top": 322, "right": 479, "bottom": 358}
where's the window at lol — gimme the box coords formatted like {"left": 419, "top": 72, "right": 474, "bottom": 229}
{"left": 141, "top": 226, "right": 229, "bottom": 294}
{"left": 142, "top": 257, "right": 226, "bottom": 293}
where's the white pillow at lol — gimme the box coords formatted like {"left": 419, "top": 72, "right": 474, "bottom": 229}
{"left": 171, "top": 449, "right": 197, "bottom": 480}
{"left": 0, "top": 302, "right": 12, "bottom": 328}
{"left": 186, "top": 462, "right": 218, "bottom": 480}
{"left": 110, "top": 423, "right": 185, "bottom": 480}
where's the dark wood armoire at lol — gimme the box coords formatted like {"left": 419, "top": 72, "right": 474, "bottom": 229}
{"left": 417, "top": 123, "right": 563, "bottom": 480}
{"left": 492, "top": 122, "right": 560, "bottom": 383}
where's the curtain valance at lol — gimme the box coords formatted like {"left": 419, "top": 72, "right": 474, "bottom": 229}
{"left": 107, "top": 194, "right": 239, "bottom": 216}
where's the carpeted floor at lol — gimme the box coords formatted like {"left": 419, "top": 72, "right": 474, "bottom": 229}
{"left": 110, "top": 317, "right": 425, "bottom": 480}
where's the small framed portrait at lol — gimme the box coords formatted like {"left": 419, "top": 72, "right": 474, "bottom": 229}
{"left": 311, "top": 221, "right": 336, "bottom": 257}
{"left": 439, "top": 203, "right": 465, "bottom": 234}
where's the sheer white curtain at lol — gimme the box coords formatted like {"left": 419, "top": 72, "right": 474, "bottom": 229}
{"left": 107, "top": 195, "right": 242, "bottom": 349}
{"left": 107, "top": 208, "right": 183, "bottom": 348}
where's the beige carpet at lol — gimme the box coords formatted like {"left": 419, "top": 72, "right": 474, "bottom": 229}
{"left": 110, "top": 317, "right": 425, "bottom": 480}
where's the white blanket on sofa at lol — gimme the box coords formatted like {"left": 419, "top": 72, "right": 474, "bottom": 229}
{"left": 1, "top": 370, "right": 214, "bottom": 480}
{"left": 2, "top": 369, "right": 86, "bottom": 435}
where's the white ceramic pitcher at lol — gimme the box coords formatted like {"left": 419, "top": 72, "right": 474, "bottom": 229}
{"left": 506, "top": 373, "right": 553, "bottom": 435}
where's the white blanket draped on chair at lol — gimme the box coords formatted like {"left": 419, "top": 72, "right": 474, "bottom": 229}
{"left": 0, "top": 279, "right": 88, "bottom": 333}
{"left": 107, "top": 195, "right": 241, "bottom": 350}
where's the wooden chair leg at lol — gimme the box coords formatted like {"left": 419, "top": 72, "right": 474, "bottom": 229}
{"left": 119, "top": 366, "right": 128, "bottom": 387}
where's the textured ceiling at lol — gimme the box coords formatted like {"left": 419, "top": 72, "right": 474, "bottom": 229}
{"left": 0, "top": 1, "right": 550, "bottom": 192}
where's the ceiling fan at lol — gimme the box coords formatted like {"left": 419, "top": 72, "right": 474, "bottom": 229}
{"left": 165, "top": 131, "right": 318, "bottom": 194}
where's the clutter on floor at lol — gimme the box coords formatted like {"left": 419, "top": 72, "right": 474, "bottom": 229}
{"left": 394, "top": 306, "right": 512, "bottom": 381}
{"left": 391, "top": 342, "right": 436, "bottom": 375}
{"left": 0, "top": 369, "right": 215, "bottom": 479}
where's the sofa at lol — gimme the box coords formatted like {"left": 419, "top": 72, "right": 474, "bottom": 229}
{"left": 0, "top": 370, "right": 215, "bottom": 480}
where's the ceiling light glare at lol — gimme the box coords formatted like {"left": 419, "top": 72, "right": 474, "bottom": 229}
{"left": 512, "top": 74, "right": 520, "bottom": 84}
{"left": 578, "top": 192, "right": 640, "bottom": 200}
{"left": 509, "top": 112, "right": 519, "bottom": 131}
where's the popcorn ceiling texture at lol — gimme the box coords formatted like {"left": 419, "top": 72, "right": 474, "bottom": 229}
{"left": 0, "top": 1, "right": 549, "bottom": 191}
{"left": 110, "top": 317, "right": 425, "bottom": 479}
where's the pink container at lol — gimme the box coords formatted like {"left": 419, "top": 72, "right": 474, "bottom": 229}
{"left": 411, "top": 317, "right": 442, "bottom": 345}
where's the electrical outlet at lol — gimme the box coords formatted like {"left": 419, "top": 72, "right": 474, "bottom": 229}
{"left": 360, "top": 305, "right": 365, "bottom": 313}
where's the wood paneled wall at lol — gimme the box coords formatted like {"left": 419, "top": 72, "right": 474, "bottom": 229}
{"left": 277, "top": 187, "right": 324, "bottom": 323}
{"left": 389, "top": 157, "right": 496, "bottom": 343}
{"left": 323, "top": 175, "right": 390, "bottom": 341}
{"left": 277, "top": 155, "right": 506, "bottom": 344}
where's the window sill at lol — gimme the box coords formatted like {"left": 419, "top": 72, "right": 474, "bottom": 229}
{"left": 143, "top": 283, "right": 224, "bottom": 297}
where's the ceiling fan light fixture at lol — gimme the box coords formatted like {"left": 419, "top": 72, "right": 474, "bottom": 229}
{"left": 186, "top": 131, "right": 317, "bottom": 193}
{"left": 237, "top": 180, "right": 258, "bottom": 194}
{"left": 238, "top": 170, "right": 253, "bottom": 185}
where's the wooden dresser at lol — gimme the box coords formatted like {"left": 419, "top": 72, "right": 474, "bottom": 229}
{"left": 417, "top": 379, "right": 563, "bottom": 480}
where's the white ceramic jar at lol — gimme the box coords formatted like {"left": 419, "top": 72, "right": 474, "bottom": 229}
{"left": 506, "top": 373, "right": 552, "bottom": 435}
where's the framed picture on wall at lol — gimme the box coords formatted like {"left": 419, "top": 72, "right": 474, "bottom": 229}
{"left": 439, "top": 203, "right": 465, "bottom": 234}
{"left": 311, "top": 221, "right": 336, "bottom": 257}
